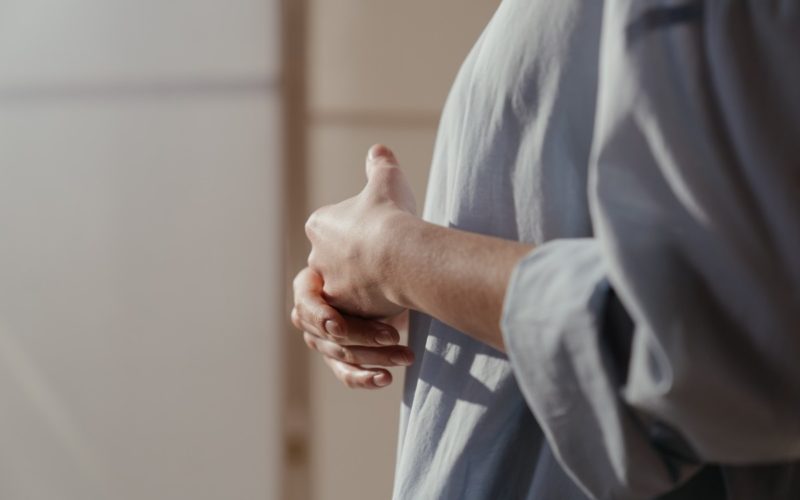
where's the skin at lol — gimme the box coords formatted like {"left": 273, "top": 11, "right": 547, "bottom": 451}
{"left": 291, "top": 144, "right": 533, "bottom": 389}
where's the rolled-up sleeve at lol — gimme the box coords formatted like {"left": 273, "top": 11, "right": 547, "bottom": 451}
{"left": 501, "top": 1, "right": 800, "bottom": 499}
{"left": 502, "top": 239, "right": 683, "bottom": 499}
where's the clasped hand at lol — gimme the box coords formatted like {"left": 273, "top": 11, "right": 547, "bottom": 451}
{"left": 291, "top": 145, "right": 417, "bottom": 389}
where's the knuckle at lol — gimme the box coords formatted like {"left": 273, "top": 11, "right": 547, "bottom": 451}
{"left": 292, "top": 269, "right": 302, "bottom": 290}
{"left": 337, "top": 346, "right": 353, "bottom": 364}
{"left": 306, "top": 251, "right": 315, "bottom": 269}
{"left": 306, "top": 251, "right": 321, "bottom": 273}
{"left": 341, "top": 374, "right": 357, "bottom": 389}
{"left": 383, "top": 164, "right": 401, "bottom": 181}
{"left": 294, "top": 301, "right": 309, "bottom": 321}
{"left": 292, "top": 267, "right": 309, "bottom": 292}
{"left": 290, "top": 308, "right": 301, "bottom": 329}
{"left": 372, "top": 164, "right": 400, "bottom": 186}
{"left": 304, "top": 335, "right": 317, "bottom": 350}
{"left": 312, "top": 309, "right": 330, "bottom": 333}
{"left": 298, "top": 302, "right": 322, "bottom": 331}
{"left": 304, "top": 214, "right": 315, "bottom": 239}
{"left": 304, "top": 209, "right": 325, "bottom": 240}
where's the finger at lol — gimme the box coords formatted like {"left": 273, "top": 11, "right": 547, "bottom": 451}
{"left": 292, "top": 301, "right": 345, "bottom": 340}
{"left": 338, "top": 314, "right": 400, "bottom": 346}
{"left": 365, "top": 143, "right": 398, "bottom": 180}
{"left": 322, "top": 356, "right": 393, "bottom": 389}
{"left": 304, "top": 332, "right": 413, "bottom": 367}
{"left": 293, "top": 266, "right": 324, "bottom": 298}
{"left": 364, "top": 145, "right": 417, "bottom": 215}
{"left": 292, "top": 272, "right": 400, "bottom": 344}
{"left": 292, "top": 267, "right": 345, "bottom": 339}
{"left": 367, "top": 143, "right": 398, "bottom": 166}
{"left": 292, "top": 267, "right": 400, "bottom": 345}
{"left": 297, "top": 312, "right": 399, "bottom": 346}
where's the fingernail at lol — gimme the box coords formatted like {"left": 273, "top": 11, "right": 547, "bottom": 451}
{"left": 375, "top": 329, "right": 397, "bottom": 346}
{"left": 368, "top": 144, "right": 394, "bottom": 161}
{"left": 390, "top": 353, "right": 412, "bottom": 366}
{"left": 373, "top": 372, "right": 391, "bottom": 387}
{"left": 325, "top": 320, "right": 343, "bottom": 338}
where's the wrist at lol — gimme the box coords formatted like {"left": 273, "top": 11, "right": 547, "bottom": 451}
{"left": 375, "top": 209, "right": 421, "bottom": 311}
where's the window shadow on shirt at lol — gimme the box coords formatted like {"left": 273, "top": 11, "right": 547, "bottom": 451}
{"left": 400, "top": 315, "right": 584, "bottom": 497}
{"left": 404, "top": 317, "right": 499, "bottom": 408}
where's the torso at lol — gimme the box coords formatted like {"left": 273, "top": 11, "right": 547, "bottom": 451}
{"left": 393, "top": 1, "right": 603, "bottom": 498}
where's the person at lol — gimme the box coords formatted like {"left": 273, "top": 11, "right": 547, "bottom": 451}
{"left": 291, "top": 1, "right": 800, "bottom": 498}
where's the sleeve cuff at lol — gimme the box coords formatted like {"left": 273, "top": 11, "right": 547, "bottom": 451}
{"left": 501, "top": 239, "right": 677, "bottom": 500}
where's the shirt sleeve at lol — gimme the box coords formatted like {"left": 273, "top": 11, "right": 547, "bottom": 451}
{"left": 501, "top": 1, "right": 800, "bottom": 499}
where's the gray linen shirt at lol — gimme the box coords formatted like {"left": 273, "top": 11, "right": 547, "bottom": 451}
{"left": 393, "top": 1, "right": 800, "bottom": 499}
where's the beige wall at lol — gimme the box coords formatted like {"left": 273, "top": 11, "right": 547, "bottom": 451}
{"left": 0, "top": 1, "right": 282, "bottom": 499}
{"left": 303, "top": 2, "right": 500, "bottom": 499}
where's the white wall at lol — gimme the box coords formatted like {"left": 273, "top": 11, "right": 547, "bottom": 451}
{"left": 0, "top": 2, "right": 281, "bottom": 499}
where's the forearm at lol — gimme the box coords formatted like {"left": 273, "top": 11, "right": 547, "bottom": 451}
{"left": 381, "top": 213, "right": 532, "bottom": 351}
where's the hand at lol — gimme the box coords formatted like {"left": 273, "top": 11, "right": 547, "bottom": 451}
{"left": 304, "top": 144, "right": 417, "bottom": 318}
{"left": 291, "top": 266, "right": 414, "bottom": 389}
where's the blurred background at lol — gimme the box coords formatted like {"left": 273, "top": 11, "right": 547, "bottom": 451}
{"left": 0, "top": 1, "right": 498, "bottom": 499}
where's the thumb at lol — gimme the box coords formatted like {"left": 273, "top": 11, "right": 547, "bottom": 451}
{"left": 363, "top": 144, "right": 417, "bottom": 215}
{"left": 365, "top": 143, "right": 398, "bottom": 181}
